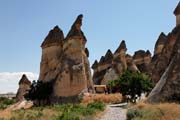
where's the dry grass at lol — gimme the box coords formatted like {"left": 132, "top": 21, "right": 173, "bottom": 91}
{"left": 81, "top": 93, "right": 123, "bottom": 105}
{"left": 0, "top": 110, "right": 12, "bottom": 119}
{"left": 127, "top": 102, "right": 180, "bottom": 120}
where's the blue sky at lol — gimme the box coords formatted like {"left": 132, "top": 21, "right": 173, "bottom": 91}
{"left": 0, "top": 0, "right": 179, "bottom": 74}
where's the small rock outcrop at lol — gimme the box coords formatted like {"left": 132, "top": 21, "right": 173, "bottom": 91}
{"left": 16, "top": 74, "right": 31, "bottom": 102}
{"left": 38, "top": 14, "right": 94, "bottom": 104}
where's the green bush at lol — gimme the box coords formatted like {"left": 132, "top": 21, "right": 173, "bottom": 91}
{"left": 118, "top": 70, "right": 154, "bottom": 102}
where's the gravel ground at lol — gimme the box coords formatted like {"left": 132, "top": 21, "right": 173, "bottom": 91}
{"left": 99, "top": 106, "right": 127, "bottom": 120}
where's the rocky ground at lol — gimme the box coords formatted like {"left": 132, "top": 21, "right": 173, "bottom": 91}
{"left": 99, "top": 105, "right": 127, "bottom": 120}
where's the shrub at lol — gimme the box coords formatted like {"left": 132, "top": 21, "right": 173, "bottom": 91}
{"left": 25, "top": 80, "right": 53, "bottom": 105}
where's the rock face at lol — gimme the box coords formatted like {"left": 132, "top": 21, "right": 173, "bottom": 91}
{"left": 147, "top": 3, "right": 180, "bottom": 102}
{"left": 148, "top": 26, "right": 180, "bottom": 103}
{"left": 39, "top": 14, "right": 94, "bottom": 104}
{"left": 92, "top": 41, "right": 151, "bottom": 85}
{"left": 16, "top": 74, "right": 31, "bottom": 102}
{"left": 133, "top": 50, "right": 151, "bottom": 73}
{"left": 149, "top": 33, "right": 168, "bottom": 83}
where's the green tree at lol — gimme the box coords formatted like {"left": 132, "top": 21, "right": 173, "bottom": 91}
{"left": 118, "top": 70, "right": 153, "bottom": 103}
{"left": 25, "top": 80, "right": 53, "bottom": 105}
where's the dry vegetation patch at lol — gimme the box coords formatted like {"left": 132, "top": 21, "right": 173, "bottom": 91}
{"left": 82, "top": 93, "right": 123, "bottom": 105}
{"left": 127, "top": 102, "right": 180, "bottom": 120}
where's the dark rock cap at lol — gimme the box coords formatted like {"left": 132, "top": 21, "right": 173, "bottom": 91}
{"left": 19, "top": 74, "right": 31, "bottom": 85}
{"left": 41, "top": 25, "right": 64, "bottom": 48}
{"left": 66, "top": 14, "right": 87, "bottom": 41}
{"left": 133, "top": 50, "right": 146, "bottom": 59}
{"left": 174, "top": 2, "right": 180, "bottom": 15}
{"left": 145, "top": 50, "right": 151, "bottom": 56}
{"left": 91, "top": 60, "right": 98, "bottom": 69}
{"left": 104, "top": 49, "right": 113, "bottom": 62}
{"left": 99, "top": 56, "right": 105, "bottom": 64}
{"left": 155, "top": 32, "right": 168, "bottom": 48}
{"left": 114, "top": 40, "right": 127, "bottom": 54}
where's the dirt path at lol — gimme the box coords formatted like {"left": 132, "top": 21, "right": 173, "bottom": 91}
{"left": 99, "top": 105, "right": 127, "bottom": 120}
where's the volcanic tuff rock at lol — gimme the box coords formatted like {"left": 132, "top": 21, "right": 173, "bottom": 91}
{"left": 147, "top": 2, "right": 180, "bottom": 102}
{"left": 148, "top": 26, "right": 180, "bottom": 103}
{"left": 92, "top": 40, "right": 147, "bottom": 85}
{"left": 133, "top": 50, "right": 151, "bottom": 73}
{"left": 16, "top": 74, "right": 31, "bottom": 102}
{"left": 149, "top": 32, "right": 168, "bottom": 83}
{"left": 92, "top": 40, "right": 151, "bottom": 85}
{"left": 39, "top": 14, "right": 94, "bottom": 104}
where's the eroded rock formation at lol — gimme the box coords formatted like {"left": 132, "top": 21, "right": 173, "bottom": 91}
{"left": 147, "top": 2, "right": 180, "bottom": 102}
{"left": 148, "top": 27, "right": 180, "bottom": 103}
{"left": 39, "top": 14, "right": 94, "bottom": 104}
{"left": 92, "top": 40, "right": 151, "bottom": 85}
{"left": 16, "top": 74, "right": 31, "bottom": 102}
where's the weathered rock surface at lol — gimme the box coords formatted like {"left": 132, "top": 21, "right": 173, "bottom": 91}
{"left": 38, "top": 14, "right": 94, "bottom": 104}
{"left": 92, "top": 41, "right": 129, "bottom": 85}
{"left": 133, "top": 50, "right": 151, "bottom": 73}
{"left": 92, "top": 41, "right": 150, "bottom": 85}
{"left": 149, "top": 33, "right": 168, "bottom": 83}
{"left": 147, "top": 3, "right": 180, "bottom": 102}
{"left": 16, "top": 74, "right": 31, "bottom": 102}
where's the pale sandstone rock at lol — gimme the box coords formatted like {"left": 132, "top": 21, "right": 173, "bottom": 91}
{"left": 38, "top": 15, "right": 94, "bottom": 104}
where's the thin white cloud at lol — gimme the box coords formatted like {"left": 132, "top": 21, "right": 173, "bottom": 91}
{"left": 0, "top": 72, "right": 39, "bottom": 94}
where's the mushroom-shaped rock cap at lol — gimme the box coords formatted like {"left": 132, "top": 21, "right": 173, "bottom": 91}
{"left": 66, "top": 14, "right": 87, "bottom": 41}
{"left": 133, "top": 50, "right": 146, "bottom": 59}
{"left": 41, "top": 26, "right": 64, "bottom": 48}
{"left": 104, "top": 49, "right": 113, "bottom": 62}
{"left": 91, "top": 60, "right": 98, "bottom": 69}
{"left": 19, "top": 74, "right": 31, "bottom": 85}
{"left": 174, "top": 2, "right": 180, "bottom": 15}
{"left": 114, "top": 40, "right": 127, "bottom": 54}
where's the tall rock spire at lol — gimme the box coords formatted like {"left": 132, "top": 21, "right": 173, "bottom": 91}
{"left": 66, "top": 14, "right": 87, "bottom": 41}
